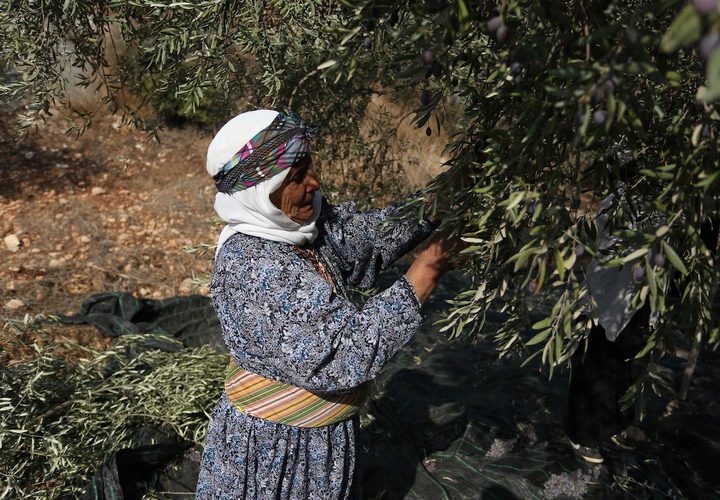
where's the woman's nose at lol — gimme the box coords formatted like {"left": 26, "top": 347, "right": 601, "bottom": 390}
{"left": 306, "top": 173, "right": 320, "bottom": 192}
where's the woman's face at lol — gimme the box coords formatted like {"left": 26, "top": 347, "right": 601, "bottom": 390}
{"left": 269, "top": 155, "right": 320, "bottom": 224}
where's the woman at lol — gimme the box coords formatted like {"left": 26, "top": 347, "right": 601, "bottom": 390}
{"left": 195, "top": 109, "right": 455, "bottom": 499}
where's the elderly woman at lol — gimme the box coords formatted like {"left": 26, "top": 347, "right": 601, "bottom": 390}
{"left": 195, "top": 109, "right": 455, "bottom": 499}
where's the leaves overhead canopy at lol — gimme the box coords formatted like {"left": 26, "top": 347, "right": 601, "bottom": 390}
{"left": 2, "top": 1, "right": 720, "bottom": 397}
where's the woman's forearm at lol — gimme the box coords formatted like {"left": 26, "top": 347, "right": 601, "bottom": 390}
{"left": 404, "top": 234, "right": 456, "bottom": 304}
{"left": 405, "top": 263, "right": 444, "bottom": 305}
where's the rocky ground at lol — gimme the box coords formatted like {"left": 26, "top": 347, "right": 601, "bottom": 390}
{"left": 0, "top": 106, "right": 217, "bottom": 359}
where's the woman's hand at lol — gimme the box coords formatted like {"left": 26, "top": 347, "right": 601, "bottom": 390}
{"left": 405, "top": 234, "right": 461, "bottom": 305}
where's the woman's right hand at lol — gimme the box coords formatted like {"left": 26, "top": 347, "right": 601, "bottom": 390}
{"left": 405, "top": 234, "right": 460, "bottom": 305}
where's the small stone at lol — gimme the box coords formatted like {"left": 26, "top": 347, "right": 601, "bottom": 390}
{"left": 199, "top": 286, "right": 210, "bottom": 296}
{"left": 49, "top": 259, "right": 63, "bottom": 269}
{"left": 5, "top": 299, "right": 25, "bottom": 310}
{"left": 79, "top": 235, "right": 91, "bottom": 243}
{"left": 91, "top": 187, "right": 107, "bottom": 196}
{"left": 59, "top": 197, "right": 69, "bottom": 205}
{"left": 179, "top": 278, "right": 194, "bottom": 294}
{"left": 4, "top": 234, "right": 20, "bottom": 252}
{"left": 24, "top": 151, "right": 35, "bottom": 160}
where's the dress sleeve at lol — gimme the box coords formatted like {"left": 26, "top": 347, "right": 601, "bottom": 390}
{"left": 212, "top": 235, "right": 424, "bottom": 393}
{"left": 318, "top": 197, "right": 437, "bottom": 288}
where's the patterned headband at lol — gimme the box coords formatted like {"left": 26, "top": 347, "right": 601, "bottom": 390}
{"left": 213, "top": 112, "right": 317, "bottom": 193}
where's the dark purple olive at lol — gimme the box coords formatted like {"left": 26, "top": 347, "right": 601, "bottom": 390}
{"left": 431, "top": 61, "right": 443, "bottom": 78}
{"left": 654, "top": 253, "right": 666, "bottom": 267}
{"left": 575, "top": 244, "right": 585, "bottom": 256}
{"left": 633, "top": 266, "right": 645, "bottom": 281}
{"left": 694, "top": 0, "right": 717, "bottom": 15}
{"left": 422, "top": 49, "right": 434, "bottom": 65}
{"left": 575, "top": 111, "right": 586, "bottom": 125}
{"left": 426, "top": 127, "right": 432, "bottom": 136}
{"left": 527, "top": 200, "right": 536, "bottom": 215}
{"left": 420, "top": 90, "right": 431, "bottom": 105}
{"left": 362, "top": 37, "right": 372, "bottom": 50}
{"left": 593, "top": 110, "right": 607, "bottom": 124}
{"left": 528, "top": 280, "right": 538, "bottom": 294}
{"left": 510, "top": 61, "right": 522, "bottom": 75}
{"left": 700, "top": 34, "right": 720, "bottom": 60}
{"left": 496, "top": 25, "right": 508, "bottom": 42}
{"left": 593, "top": 86, "right": 605, "bottom": 103}
{"left": 487, "top": 16, "right": 502, "bottom": 33}
{"left": 605, "top": 76, "right": 619, "bottom": 93}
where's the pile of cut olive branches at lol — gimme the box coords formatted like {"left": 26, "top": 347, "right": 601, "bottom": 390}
{"left": 0, "top": 317, "right": 226, "bottom": 498}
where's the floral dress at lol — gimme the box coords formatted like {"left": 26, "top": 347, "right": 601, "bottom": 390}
{"left": 195, "top": 198, "right": 435, "bottom": 499}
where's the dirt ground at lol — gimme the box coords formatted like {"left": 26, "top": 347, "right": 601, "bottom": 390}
{"left": 0, "top": 105, "right": 218, "bottom": 357}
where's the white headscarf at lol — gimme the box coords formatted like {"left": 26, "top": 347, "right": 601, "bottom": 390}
{"left": 206, "top": 110, "right": 321, "bottom": 257}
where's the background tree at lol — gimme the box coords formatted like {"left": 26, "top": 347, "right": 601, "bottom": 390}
{"left": 3, "top": 0, "right": 719, "bottom": 410}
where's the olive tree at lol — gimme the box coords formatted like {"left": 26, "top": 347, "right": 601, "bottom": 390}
{"left": 3, "top": 0, "right": 719, "bottom": 407}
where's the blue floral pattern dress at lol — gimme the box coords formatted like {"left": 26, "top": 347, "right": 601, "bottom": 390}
{"left": 195, "top": 198, "right": 435, "bottom": 499}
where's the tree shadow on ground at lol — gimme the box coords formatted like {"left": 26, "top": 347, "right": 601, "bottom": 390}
{"left": 0, "top": 109, "right": 107, "bottom": 201}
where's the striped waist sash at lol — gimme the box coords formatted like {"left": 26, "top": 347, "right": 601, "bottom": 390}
{"left": 224, "top": 358, "right": 368, "bottom": 428}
